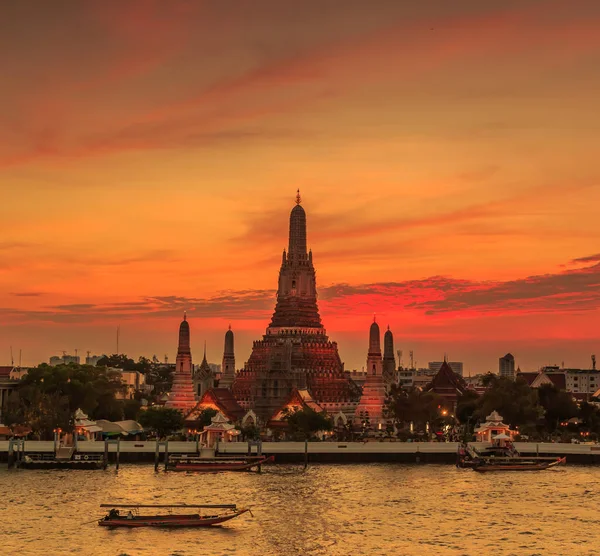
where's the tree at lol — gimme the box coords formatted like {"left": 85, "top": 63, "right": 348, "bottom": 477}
{"left": 537, "top": 384, "right": 578, "bottom": 434}
{"left": 238, "top": 424, "right": 261, "bottom": 441}
{"left": 456, "top": 390, "right": 480, "bottom": 425}
{"left": 386, "top": 385, "right": 444, "bottom": 432}
{"left": 96, "top": 354, "right": 137, "bottom": 370}
{"left": 123, "top": 399, "right": 143, "bottom": 420}
{"left": 9, "top": 363, "right": 126, "bottom": 438}
{"left": 284, "top": 407, "right": 333, "bottom": 440}
{"left": 145, "top": 366, "right": 174, "bottom": 400}
{"left": 475, "top": 375, "right": 540, "bottom": 428}
{"left": 137, "top": 406, "right": 184, "bottom": 438}
{"left": 191, "top": 408, "right": 218, "bottom": 429}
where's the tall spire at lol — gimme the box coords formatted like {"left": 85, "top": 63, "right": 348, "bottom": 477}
{"left": 369, "top": 319, "right": 381, "bottom": 355}
{"left": 178, "top": 313, "right": 190, "bottom": 354}
{"left": 183, "top": 310, "right": 187, "bottom": 321}
{"left": 288, "top": 190, "right": 307, "bottom": 258}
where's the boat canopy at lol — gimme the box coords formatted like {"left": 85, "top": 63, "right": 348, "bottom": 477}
{"left": 100, "top": 504, "right": 237, "bottom": 509}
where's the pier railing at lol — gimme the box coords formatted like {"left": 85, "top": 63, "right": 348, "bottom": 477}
{"left": 1, "top": 440, "right": 599, "bottom": 455}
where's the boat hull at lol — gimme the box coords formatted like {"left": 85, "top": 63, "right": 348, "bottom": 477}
{"left": 473, "top": 456, "right": 566, "bottom": 473}
{"left": 169, "top": 456, "right": 274, "bottom": 472}
{"left": 99, "top": 509, "right": 249, "bottom": 528}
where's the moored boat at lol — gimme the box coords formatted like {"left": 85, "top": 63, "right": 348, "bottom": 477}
{"left": 98, "top": 504, "right": 251, "bottom": 528}
{"left": 472, "top": 456, "right": 566, "bottom": 473}
{"left": 167, "top": 455, "right": 274, "bottom": 472}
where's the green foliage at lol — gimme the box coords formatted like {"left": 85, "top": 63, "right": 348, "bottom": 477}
{"left": 144, "top": 366, "right": 174, "bottom": 399}
{"left": 137, "top": 406, "right": 184, "bottom": 438}
{"left": 456, "top": 390, "right": 479, "bottom": 424}
{"left": 96, "top": 354, "right": 151, "bottom": 372}
{"left": 537, "top": 384, "right": 578, "bottom": 432}
{"left": 475, "top": 375, "right": 540, "bottom": 428}
{"left": 192, "top": 408, "right": 218, "bottom": 429}
{"left": 8, "top": 363, "right": 126, "bottom": 438}
{"left": 284, "top": 407, "right": 333, "bottom": 440}
{"left": 386, "top": 385, "right": 445, "bottom": 431}
{"left": 123, "top": 399, "right": 143, "bottom": 420}
{"left": 238, "top": 424, "right": 261, "bottom": 441}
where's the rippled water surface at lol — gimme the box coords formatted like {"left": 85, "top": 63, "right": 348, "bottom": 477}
{"left": 1, "top": 463, "right": 600, "bottom": 555}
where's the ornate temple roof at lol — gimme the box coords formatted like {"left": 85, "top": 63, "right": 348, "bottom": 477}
{"left": 425, "top": 360, "right": 467, "bottom": 396}
{"left": 186, "top": 388, "right": 245, "bottom": 422}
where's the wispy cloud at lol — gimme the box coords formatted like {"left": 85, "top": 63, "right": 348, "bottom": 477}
{"left": 4, "top": 254, "right": 600, "bottom": 324}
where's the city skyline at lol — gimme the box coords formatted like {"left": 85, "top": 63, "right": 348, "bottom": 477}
{"left": 2, "top": 1, "right": 600, "bottom": 371}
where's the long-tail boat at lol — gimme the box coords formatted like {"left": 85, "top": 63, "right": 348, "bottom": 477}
{"left": 472, "top": 456, "right": 566, "bottom": 473}
{"left": 98, "top": 504, "right": 251, "bottom": 528}
{"left": 167, "top": 455, "right": 274, "bottom": 472}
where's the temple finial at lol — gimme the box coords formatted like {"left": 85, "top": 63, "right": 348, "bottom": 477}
{"left": 387, "top": 324, "right": 390, "bottom": 331}
{"left": 373, "top": 313, "right": 376, "bottom": 323}
{"left": 228, "top": 323, "right": 231, "bottom": 331}
{"left": 183, "top": 310, "right": 187, "bottom": 321}
{"left": 296, "top": 189, "right": 301, "bottom": 205}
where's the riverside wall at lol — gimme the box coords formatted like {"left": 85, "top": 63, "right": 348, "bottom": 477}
{"left": 2, "top": 441, "right": 600, "bottom": 464}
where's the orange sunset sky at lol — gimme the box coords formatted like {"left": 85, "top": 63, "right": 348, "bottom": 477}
{"left": 1, "top": 0, "right": 600, "bottom": 373}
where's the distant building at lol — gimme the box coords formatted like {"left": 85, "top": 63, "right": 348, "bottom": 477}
{"left": 428, "top": 361, "right": 463, "bottom": 377}
{"left": 499, "top": 353, "right": 515, "bottom": 379}
{"left": 49, "top": 354, "right": 80, "bottom": 366}
{"left": 517, "top": 363, "right": 600, "bottom": 401}
{"left": 111, "top": 368, "right": 147, "bottom": 400}
{"left": 398, "top": 367, "right": 436, "bottom": 389}
{"left": 86, "top": 354, "right": 103, "bottom": 366}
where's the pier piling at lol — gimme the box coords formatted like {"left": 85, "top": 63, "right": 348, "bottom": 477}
{"left": 154, "top": 438, "right": 160, "bottom": 472}
{"left": 304, "top": 439, "right": 308, "bottom": 469}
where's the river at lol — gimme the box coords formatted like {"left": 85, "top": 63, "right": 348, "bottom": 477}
{"left": 1, "top": 464, "right": 599, "bottom": 555}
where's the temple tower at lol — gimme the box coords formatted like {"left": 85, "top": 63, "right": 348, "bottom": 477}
{"left": 219, "top": 326, "right": 236, "bottom": 389}
{"left": 355, "top": 318, "right": 387, "bottom": 428}
{"left": 166, "top": 313, "right": 197, "bottom": 412}
{"left": 268, "top": 189, "right": 322, "bottom": 331}
{"left": 232, "top": 191, "right": 360, "bottom": 421}
{"left": 383, "top": 325, "right": 397, "bottom": 389}
{"left": 194, "top": 342, "right": 215, "bottom": 398}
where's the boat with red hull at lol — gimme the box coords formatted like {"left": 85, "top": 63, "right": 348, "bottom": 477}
{"left": 99, "top": 504, "right": 251, "bottom": 528}
{"left": 167, "top": 455, "right": 274, "bottom": 472}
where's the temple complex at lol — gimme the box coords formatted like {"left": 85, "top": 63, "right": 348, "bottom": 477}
{"left": 165, "top": 313, "right": 197, "bottom": 412}
{"left": 354, "top": 319, "right": 387, "bottom": 427}
{"left": 232, "top": 191, "right": 361, "bottom": 421}
{"left": 219, "top": 326, "right": 236, "bottom": 389}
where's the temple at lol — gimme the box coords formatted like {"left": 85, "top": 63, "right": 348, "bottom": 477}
{"left": 193, "top": 343, "right": 215, "bottom": 398}
{"left": 232, "top": 191, "right": 361, "bottom": 421}
{"left": 424, "top": 359, "right": 467, "bottom": 412}
{"left": 354, "top": 318, "right": 387, "bottom": 427}
{"left": 165, "top": 313, "right": 197, "bottom": 412}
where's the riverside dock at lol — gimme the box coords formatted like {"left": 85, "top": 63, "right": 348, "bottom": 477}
{"left": 2, "top": 440, "right": 600, "bottom": 465}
